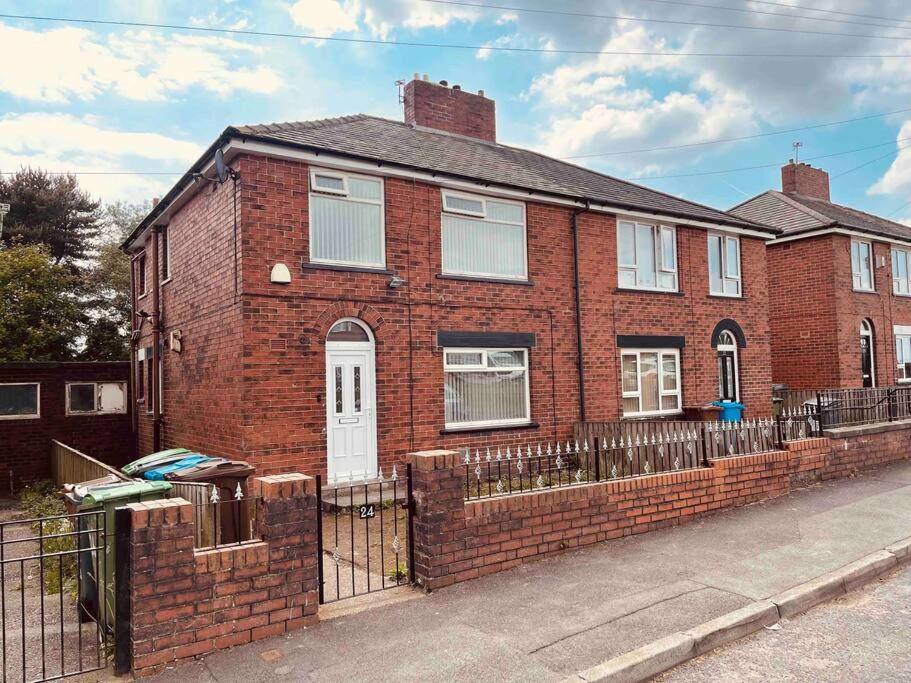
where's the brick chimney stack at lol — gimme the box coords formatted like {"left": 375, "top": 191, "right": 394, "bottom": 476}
{"left": 781, "top": 161, "right": 830, "bottom": 201}
{"left": 403, "top": 75, "right": 496, "bottom": 143}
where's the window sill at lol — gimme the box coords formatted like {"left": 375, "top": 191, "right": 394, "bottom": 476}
{"left": 0, "top": 415, "right": 40, "bottom": 421}
{"left": 707, "top": 293, "right": 743, "bottom": 300}
{"left": 621, "top": 411, "right": 684, "bottom": 420}
{"left": 440, "top": 421, "right": 540, "bottom": 435}
{"left": 852, "top": 288, "right": 878, "bottom": 295}
{"left": 137, "top": 293, "right": 148, "bottom": 300}
{"left": 614, "top": 287, "right": 684, "bottom": 297}
{"left": 303, "top": 262, "right": 393, "bottom": 276}
{"left": 894, "top": 292, "right": 911, "bottom": 298}
{"left": 161, "top": 278, "right": 172, "bottom": 286}
{"left": 436, "top": 273, "right": 534, "bottom": 286}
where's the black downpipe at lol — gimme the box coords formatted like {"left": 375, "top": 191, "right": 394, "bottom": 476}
{"left": 572, "top": 204, "right": 590, "bottom": 423}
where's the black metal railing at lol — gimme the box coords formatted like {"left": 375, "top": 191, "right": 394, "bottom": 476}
{"left": 0, "top": 510, "right": 109, "bottom": 682}
{"left": 316, "top": 465, "right": 414, "bottom": 604}
{"left": 817, "top": 387, "right": 911, "bottom": 428}
{"left": 191, "top": 492, "right": 259, "bottom": 550}
{"left": 465, "top": 409, "right": 823, "bottom": 501}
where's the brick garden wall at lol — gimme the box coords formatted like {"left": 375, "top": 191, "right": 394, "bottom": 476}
{"left": 0, "top": 362, "right": 133, "bottom": 487}
{"left": 124, "top": 473, "right": 319, "bottom": 677}
{"left": 410, "top": 424, "right": 911, "bottom": 589}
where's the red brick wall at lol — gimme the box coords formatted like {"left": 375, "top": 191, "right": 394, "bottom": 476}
{"left": 131, "top": 152, "right": 774, "bottom": 479}
{"left": 0, "top": 362, "right": 133, "bottom": 487}
{"left": 768, "top": 233, "right": 911, "bottom": 390}
{"left": 133, "top": 177, "right": 245, "bottom": 459}
{"left": 125, "top": 474, "right": 319, "bottom": 678}
{"left": 781, "top": 163, "right": 830, "bottom": 201}
{"left": 404, "top": 79, "right": 496, "bottom": 142}
{"left": 410, "top": 427, "right": 910, "bottom": 589}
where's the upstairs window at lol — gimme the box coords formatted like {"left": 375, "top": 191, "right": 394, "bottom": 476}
{"left": 309, "top": 169, "right": 384, "bottom": 268}
{"left": 851, "top": 240, "right": 873, "bottom": 291}
{"left": 892, "top": 248, "right": 911, "bottom": 295}
{"left": 708, "top": 234, "right": 741, "bottom": 297}
{"left": 443, "top": 349, "right": 530, "bottom": 429}
{"left": 66, "top": 382, "right": 126, "bottom": 415}
{"left": 621, "top": 349, "right": 681, "bottom": 417}
{"left": 618, "top": 221, "right": 677, "bottom": 292}
{"left": 137, "top": 254, "right": 147, "bottom": 296}
{"left": 161, "top": 226, "right": 171, "bottom": 281}
{"left": 441, "top": 191, "right": 527, "bottom": 281}
{"left": 0, "top": 383, "right": 39, "bottom": 420}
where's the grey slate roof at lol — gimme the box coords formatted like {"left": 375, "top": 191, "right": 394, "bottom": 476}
{"left": 230, "top": 114, "right": 770, "bottom": 232}
{"left": 729, "top": 190, "right": 911, "bottom": 243}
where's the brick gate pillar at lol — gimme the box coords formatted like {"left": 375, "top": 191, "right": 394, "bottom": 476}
{"left": 409, "top": 450, "right": 467, "bottom": 590}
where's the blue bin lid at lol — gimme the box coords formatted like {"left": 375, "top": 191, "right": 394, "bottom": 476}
{"left": 142, "top": 454, "right": 210, "bottom": 480}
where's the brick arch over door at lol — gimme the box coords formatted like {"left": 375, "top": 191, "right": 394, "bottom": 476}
{"left": 311, "top": 303, "right": 387, "bottom": 345}
{"left": 710, "top": 318, "right": 747, "bottom": 348}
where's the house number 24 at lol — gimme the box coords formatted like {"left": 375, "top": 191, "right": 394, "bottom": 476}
{"left": 358, "top": 504, "right": 376, "bottom": 519}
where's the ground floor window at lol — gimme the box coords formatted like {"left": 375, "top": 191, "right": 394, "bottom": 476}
{"left": 0, "top": 383, "right": 39, "bottom": 419}
{"left": 66, "top": 382, "right": 127, "bottom": 415}
{"left": 896, "top": 330, "right": 911, "bottom": 382}
{"left": 621, "top": 349, "right": 681, "bottom": 417}
{"left": 443, "top": 348, "right": 530, "bottom": 428}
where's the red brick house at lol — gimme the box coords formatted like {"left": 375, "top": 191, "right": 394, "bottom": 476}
{"left": 122, "top": 76, "right": 778, "bottom": 481}
{"left": 731, "top": 161, "right": 911, "bottom": 390}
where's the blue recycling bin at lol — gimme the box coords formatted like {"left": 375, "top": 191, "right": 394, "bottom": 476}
{"left": 712, "top": 401, "right": 745, "bottom": 422}
{"left": 142, "top": 454, "right": 212, "bottom": 480}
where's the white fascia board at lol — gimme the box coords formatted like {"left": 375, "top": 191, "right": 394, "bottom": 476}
{"left": 129, "top": 137, "right": 774, "bottom": 247}
{"left": 771, "top": 226, "right": 911, "bottom": 248}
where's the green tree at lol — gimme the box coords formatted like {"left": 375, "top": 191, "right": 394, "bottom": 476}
{"left": 80, "top": 201, "right": 148, "bottom": 361}
{"left": 0, "top": 243, "right": 84, "bottom": 361}
{"left": 0, "top": 168, "right": 101, "bottom": 265}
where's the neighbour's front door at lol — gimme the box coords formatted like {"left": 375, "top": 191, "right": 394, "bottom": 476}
{"left": 860, "top": 335, "right": 874, "bottom": 388}
{"left": 326, "top": 348, "right": 377, "bottom": 481}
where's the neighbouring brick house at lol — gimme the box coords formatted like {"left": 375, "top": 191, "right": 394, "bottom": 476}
{"left": 122, "top": 76, "right": 778, "bottom": 481}
{"left": 0, "top": 362, "right": 134, "bottom": 486}
{"left": 731, "top": 161, "right": 911, "bottom": 390}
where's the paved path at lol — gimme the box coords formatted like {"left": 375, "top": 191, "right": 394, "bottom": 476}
{"left": 149, "top": 459, "right": 911, "bottom": 682}
{"left": 659, "top": 564, "right": 911, "bottom": 681}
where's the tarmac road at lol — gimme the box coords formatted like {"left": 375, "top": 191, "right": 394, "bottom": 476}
{"left": 661, "top": 565, "right": 911, "bottom": 682}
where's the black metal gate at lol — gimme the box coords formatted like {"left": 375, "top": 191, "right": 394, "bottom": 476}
{"left": 0, "top": 510, "right": 109, "bottom": 682}
{"left": 316, "top": 465, "right": 414, "bottom": 604}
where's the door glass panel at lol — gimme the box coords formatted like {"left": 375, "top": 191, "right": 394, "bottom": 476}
{"left": 334, "top": 366, "right": 343, "bottom": 415}
{"left": 353, "top": 365, "right": 362, "bottom": 413}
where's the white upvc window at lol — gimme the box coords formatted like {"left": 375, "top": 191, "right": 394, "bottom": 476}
{"left": 851, "top": 239, "right": 874, "bottom": 291}
{"left": 896, "top": 326, "right": 911, "bottom": 383}
{"left": 617, "top": 221, "right": 677, "bottom": 292}
{"left": 708, "top": 233, "right": 741, "bottom": 297}
{"left": 620, "top": 349, "right": 681, "bottom": 417}
{"left": 0, "top": 383, "right": 39, "bottom": 420}
{"left": 443, "top": 348, "right": 530, "bottom": 429}
{"left": 309, "top": 168, "right": 385, "bottom": 268}
{"left": 441, "top": 190, "right": 527, "bottom": 281}
{"left": 892, "top": 248, "right": 911, "bottom": 296}
{"left": 66, "top": 382, "right": 127, "bottom": 415}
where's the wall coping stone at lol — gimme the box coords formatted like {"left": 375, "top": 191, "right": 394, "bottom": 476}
{"left": 824, "top": 419, "right": 911, "bottom": 439}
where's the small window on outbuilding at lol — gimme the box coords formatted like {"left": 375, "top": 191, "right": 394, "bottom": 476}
{"left": 0, "top": 384, "right": 39, "bottom": 419}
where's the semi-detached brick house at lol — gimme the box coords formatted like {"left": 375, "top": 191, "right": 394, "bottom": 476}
{"left": 122, "top": 76, "right": 778, "bottom": 481}
{"left": 731, "top": 161, "right": 911, "bottom": 391}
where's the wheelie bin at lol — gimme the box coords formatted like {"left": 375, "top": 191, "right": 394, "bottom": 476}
{"left": 142, "top": 454, "right": 224, "bottom": 481}
{"left": 66, "top": 479, "right": 172, "bottom": 630}
{"left": 122, "top": 447, "right": 192, "bottom": 477}
{"left": 164, "top": 460, "right": 256, "bottom": 545}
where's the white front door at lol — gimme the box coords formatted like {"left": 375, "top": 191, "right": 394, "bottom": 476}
{"left": 326, "top": 347, "right": 377, "bottom": 481}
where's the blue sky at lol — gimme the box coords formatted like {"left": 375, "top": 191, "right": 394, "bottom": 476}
{"left": 2, "top": 0, "right": 911, "bottom": 222}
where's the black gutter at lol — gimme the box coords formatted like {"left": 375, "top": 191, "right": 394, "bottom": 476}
{"left": 572, "top": 204, "right": 590, "bottom": 423}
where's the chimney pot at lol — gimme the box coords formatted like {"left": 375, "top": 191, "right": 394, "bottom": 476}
{"left": 152, "top": 197, "right": 160, "bottom": 207}
{"left": 413, "top": 72, "right": 419, "bottom": 80}
{"left": 422, "top": 73, "right": 429, "bottom": 81}
{"left": 453, "top": 84, "right": 461, "bottom": 91}
{"left": 439, "top": 79, "right": 448, "bottom": 86}
{"left": 478, "top": 89, "right": 485, "bottom": 97}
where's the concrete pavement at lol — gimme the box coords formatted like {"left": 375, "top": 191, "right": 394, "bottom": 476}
{"left": 659, "top": 564, "right": 911, "bottom": 681}
{"left": 148, "top": 459, "right": 911, "bottom": 682}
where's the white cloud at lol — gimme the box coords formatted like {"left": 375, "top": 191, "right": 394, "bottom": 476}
{"left": 869, "top": 121, "right": 911, "bottom": 196}
{"left": 0, "top": 23, "right": 283, "bottom": 103}
{"left": 0, "top": 113, "right": 201, "bottom": 202}
{"left": 288, "top": 0, "right": 360, "bottom": 35}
